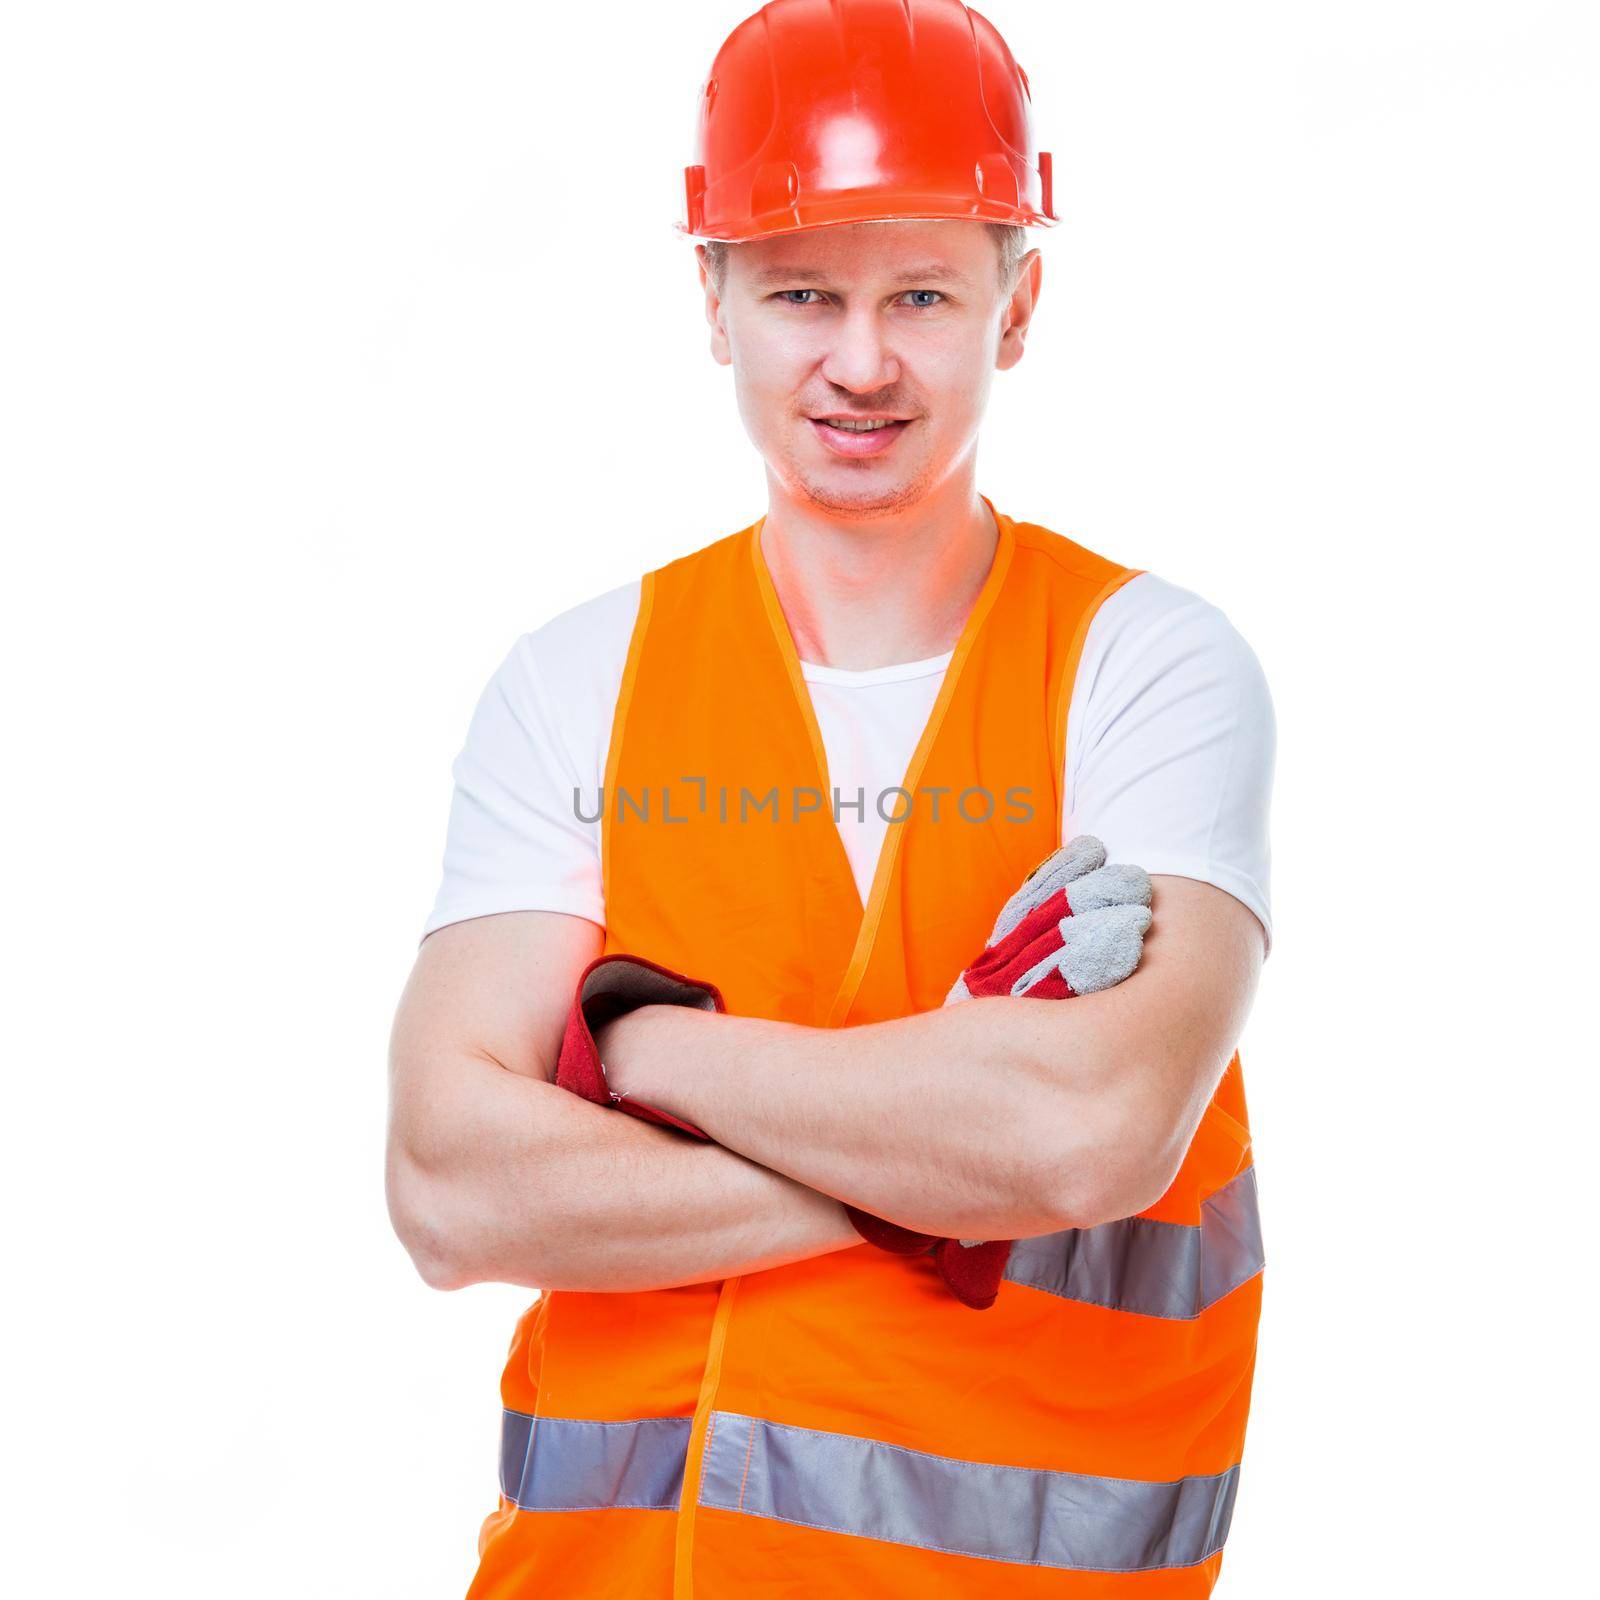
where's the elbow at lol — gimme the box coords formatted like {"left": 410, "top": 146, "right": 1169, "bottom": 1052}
{"left": 1025, "top": 1097, "right": 1181, "bottom": 1233}
{"left": 1030, "top": 1171, "right": 1125, "bottom": 1236}
{"left": 1051, "top": 1165, "right": 1174, "bottom": 1233}
{"left": 1034, "top": 1161, "right": 1170, "bottom": 1234}
{"left": 386, "top": 1146, "right": 485, "bottom": 1292}
{"left": 410, "top": 1240, "right": 477, "bottom": 1294}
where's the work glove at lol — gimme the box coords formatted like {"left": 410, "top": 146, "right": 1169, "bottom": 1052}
{"left": 555, "top": 953, "right": 725, "bottom": 1138}
{"left": 843, "top": 834, "right": 1154, "bottom": 1310}
{"left": 944, "top": 834, "right": 1153, "bottom": 1007}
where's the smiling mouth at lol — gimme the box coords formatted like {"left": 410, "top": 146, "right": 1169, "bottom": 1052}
{"left": 808, "top": 415, "right": 914, "bottom": 457}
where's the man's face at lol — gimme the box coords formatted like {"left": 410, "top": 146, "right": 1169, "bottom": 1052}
{"left": 699, "top": 220, "right": 1037, "bottom": 519}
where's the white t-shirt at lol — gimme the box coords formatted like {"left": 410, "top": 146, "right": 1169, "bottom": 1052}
{"left": 424, "top": 570, "right": 1276, "bottom": 955}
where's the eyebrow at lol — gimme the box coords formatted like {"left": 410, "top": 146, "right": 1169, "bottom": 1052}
{"left": 746, "top": 262, "right": 972, "bottom": 289}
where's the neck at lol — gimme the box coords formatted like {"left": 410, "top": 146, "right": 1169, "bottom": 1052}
{"left": 757, "top": 474, "right": 1000, "bottom": 670}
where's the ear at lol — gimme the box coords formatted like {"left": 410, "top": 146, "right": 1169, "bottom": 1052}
{"left": 995, "top": 249, "right": 1043, "bottom": 372}
{"left": 696, "top": 244, "right": 732, "bottom": 368}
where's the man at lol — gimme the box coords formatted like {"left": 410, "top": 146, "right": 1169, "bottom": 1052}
{"left": 388, "top": 1, "right": 1274, "bottom": 1594}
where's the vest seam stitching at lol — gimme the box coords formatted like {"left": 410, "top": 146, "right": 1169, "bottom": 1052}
{"left": 736, "top": 1416, "right": 757, "bottom": 1511}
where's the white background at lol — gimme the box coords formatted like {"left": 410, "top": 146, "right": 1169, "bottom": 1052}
{"left": 3, "top": 2, "right": 1596, "bottom": 1594}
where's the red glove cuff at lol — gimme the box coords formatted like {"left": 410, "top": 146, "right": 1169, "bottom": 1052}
{"left": 555, "top": 954, "right": 725, "bottom": 1139}
{"left": 932, "top": 1238, "right": 1013, "bottom": 1311}
{"left": 843, "top": 1204, "right": 941, "bottom": 1256}
{"left": 844, "top": 1208, "right": 1010, "bottom": 1310}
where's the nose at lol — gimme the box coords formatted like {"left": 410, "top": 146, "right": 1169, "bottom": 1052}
{"left": 819, "top": 303, "right": 901, "bottom": 394}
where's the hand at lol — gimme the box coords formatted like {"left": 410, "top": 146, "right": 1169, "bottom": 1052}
{"left": 845, "top": 836, "right": 1154, "bottom": 1310}
{"left": 554, "top": 954, "right": 724, "bottom": 1139}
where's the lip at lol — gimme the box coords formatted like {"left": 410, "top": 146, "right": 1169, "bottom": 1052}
{"left": 808, "top": 417, "right": 913, "bottom": 458}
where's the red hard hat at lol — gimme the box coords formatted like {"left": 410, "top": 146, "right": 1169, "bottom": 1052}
{"left": 679, "top": 0, "right": 1056, "bottom": 242}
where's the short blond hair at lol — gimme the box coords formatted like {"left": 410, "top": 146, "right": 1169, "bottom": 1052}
{"left": 701, "top": 222, "right": 1030, "bottom": 298}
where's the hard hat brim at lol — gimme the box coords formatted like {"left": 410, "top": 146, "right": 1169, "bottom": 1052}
{"left": 676, "top": 192, "right": 1058, "bottom": 244}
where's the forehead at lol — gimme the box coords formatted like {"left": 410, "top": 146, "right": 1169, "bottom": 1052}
{"left": 729, "top": 219, "right": 993, "bottom": 287}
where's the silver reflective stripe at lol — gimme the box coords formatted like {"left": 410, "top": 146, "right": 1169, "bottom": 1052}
{"left": 1004, "top": 1165, "right": 1264, "bottom": 1319}
{"left": 699, "top": 1410, "right": 1238, "bottom": 1572}
{"left": 499, "top": 1410, "right": 690, "bottom": 1511}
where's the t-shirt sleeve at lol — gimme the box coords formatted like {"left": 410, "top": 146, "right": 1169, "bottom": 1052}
{"left": 421, "top": 635, "right": 606, "bottom": 940}
{"left": 1064, "top": 574, "right": 1276, "bottom": 955}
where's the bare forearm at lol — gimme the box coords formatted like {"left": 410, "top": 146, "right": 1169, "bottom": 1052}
{"left": 389, "top": 1056, "right": 859, "bottom": 1293}
{"left": 604, "top": 994, "right": 1126, "bottom": 1239}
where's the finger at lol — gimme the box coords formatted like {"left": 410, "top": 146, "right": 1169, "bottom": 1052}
{"left": 989, "top": 834, "right": 1106, "bottom": 942}
{"left": 1064, "top": 862, "right": 1152, "bottom": 915}
{"left": 1056, "top": 902, "right": 1153, "bottom": 994}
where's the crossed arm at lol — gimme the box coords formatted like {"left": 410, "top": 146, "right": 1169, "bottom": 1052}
{"left": 385, "top": 875, "right": 1263, "bottom": 1295}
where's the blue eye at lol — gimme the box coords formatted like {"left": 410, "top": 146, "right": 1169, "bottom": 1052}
{"left": 773, "top": 288, "right": 945, "bottom": 308}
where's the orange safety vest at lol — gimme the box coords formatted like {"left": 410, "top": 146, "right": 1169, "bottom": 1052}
{"left": 468, "top": 500, "right": 1263, "bottom": 1598}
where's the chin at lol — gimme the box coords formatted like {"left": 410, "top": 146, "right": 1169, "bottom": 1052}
{"left": 782, "top": 459, "right": 935, "bottom": 518}
{"left": 801, "top": 480, "right": 926, "bottom": 518}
